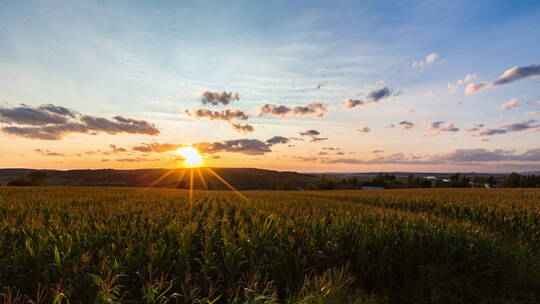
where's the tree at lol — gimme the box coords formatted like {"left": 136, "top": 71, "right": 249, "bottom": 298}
{"left": 28, "top": 172, "right": 47, "bottom": 186}
{"left": 504, "top": 173, "right": 521, "bottom": 188}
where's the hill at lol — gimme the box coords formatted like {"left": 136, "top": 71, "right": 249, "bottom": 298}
{"left": 0, "top": 168, "right": 319, "bottom": 190}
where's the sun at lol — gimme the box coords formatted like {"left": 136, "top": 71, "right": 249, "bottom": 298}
{"left": 177, "top": 147, "right": 203, "bottom": 167}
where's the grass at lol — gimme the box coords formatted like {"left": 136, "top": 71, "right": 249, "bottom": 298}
{"left": 0, "top": 187, "right": 539, "bottom": 303}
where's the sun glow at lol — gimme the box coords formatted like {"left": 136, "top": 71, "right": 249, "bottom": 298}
{"left": 177, "top": 147, "right": 203, "bottom": 167}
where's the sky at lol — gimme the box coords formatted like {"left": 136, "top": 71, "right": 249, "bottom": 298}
{"left": 0, "top": 0, "right": 539, "bottom": 173}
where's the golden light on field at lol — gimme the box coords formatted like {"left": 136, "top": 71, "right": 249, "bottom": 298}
{"left": 177, "top": 147, "right": 203, "bottom": 168}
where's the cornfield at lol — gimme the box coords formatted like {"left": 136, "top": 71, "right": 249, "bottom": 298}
{"left": 0, "top": 187, "right": 539, "bottom": 303}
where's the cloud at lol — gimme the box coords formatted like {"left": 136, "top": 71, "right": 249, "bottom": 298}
{"left": 464, "top": 82, "right": 491, "bottom": 95}
{"left": 259, "top": 102, "right": 328, "bottom": 118}
{"left": 200, "top": 91, "right": 239, "bottom": 106}
{"left": 300, "top": 129, "right": 320, "bottom": 136}
{"left": 34, "top": 149, "right": 65, "bottom": 156}
{"left": 496, "top": 98, "right": 519, "bottom": 111}
{"left": 109, "top": 144, "right": 127, "bottom": 153}
{"left": 80, "top": 115, "right": 159, "bottom": 136}
{"left": 299, "top": 129, "right": 328, "bottom": 142}
{"left": 184, "top": 108, "right": 253, "bottom": 133}
{"left": 37, "top": 104, "right": 78, "bottom": 118}
{"left": 184, "top": 109, "right": 249, "bottom": 121}
{"left": 448, "top": 73, "right": 477, "bottom": 92}
{"left": 493, "top": 64, "right": 540, "bottom": 86}
{"left": 0, "top": 104, "right": 160, "bottom": 140}
{"left": 231, "top": 123, "right": 254, "bottom": 133}
{"left": 411, "top": 53, "right": 439, "bottom": 69}
{"left": 372, "top": 150, "right": 384, "bottom": 153}
{"left": 465, "top": 64, "right": 540, "bottom": 95}
{"left": 196, "top": 139, "right": 271, "bottom": 155}
{"left": 133, "top": 143, "right": 181, "bottom": 153}
{"left": 405, "top": 109, "right": 415, "bottom": 114}
{"left": 116, "top": 157, "right": 160, "bottom": 162}
{"left": 344, "top": 99, "right": 365, "bottom": 108}
{"left": 320, "top": 147, "right": 540, "bottom": 166}
{"left": 432, "top": 148, "right": 540, "bottom": 163}
{"left": 357, "top": 127, "right": 370, "bottom": 133}
{"left": 397, "top": 121, "right": 415, "bottom": 130}
{"left": 0, "top": 104, "right": 72, "bottom": 125}
{"left": 426, "top": 121, "right": 459, "bottom": 134}
{"left": 467, "top": 119, "right": 539, "bottom": 136}
{"left": 367, "top": 87, "right": 393, "bottom": 102}
{"left": 266, "top": 136, "right": 289, "bottom": 145}
{"left": 344, "top": 87, "right": 396, "bottom": 109}
{"left": 131, "top": 135, "right": 290, "bottom": 157}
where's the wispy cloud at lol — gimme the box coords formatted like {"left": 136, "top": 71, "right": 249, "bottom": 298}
{"left": 411, "top": 53, "right": 439, "bottom": 69}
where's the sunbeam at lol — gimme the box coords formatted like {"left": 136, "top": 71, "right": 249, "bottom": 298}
{"left": 205, "top": 167, "right": 248, "bottom": 201}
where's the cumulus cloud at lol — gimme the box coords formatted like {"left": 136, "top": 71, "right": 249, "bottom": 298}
{"left": 344, "top": 99, "right": 365, "bottom": 108}
{"left": 131, "top": 136, "right": 290, "bottom": 157}
{"left": 411, "top": 53, "right": 439, "bottom": 69}
{"left": 184, "top": 108, "right": 253, "bottom": 133}
{"left": 397, "top": 121, "right": 415, "bottom": 130}
{"left": 80, "top": 115, "right": 159, "bottom": 136}
{"left": 0, "top": 104, "right": 72, "bottom": 125}
{"left": 344, "top": 87, "right": 396, "bottom": 109}
{"left": 357, "top": 127, "right": 370, "bottom": 133}
{"left": 493, "top": 64, "right": 540, "bottom": 86}
{"left": 299, "top": 129, "right": 328, "bottom": 142}
{"left": 468, "top": 119, "right": 539, "bottom": 136}
{"left": 496, "top": 98, "right": 519, "bottom": 111}
{"left": 426, "top": 121, "right": 459, "bottom": 134}
{"left": 259, "top": 102, "right": 328, "bottom": 118}
{"left": 231, "top": 123, "right": 254, "bottom": 133}
{"left": 184, "top": 109, "right": 248, "bottom": 121}
{"left": 196, "top": 139, "right": 271, "bottom": 155}
{"left": 266, "top": 136, "right": 289, "bottom": 145}
{"left": 0, "top": 104, "right": 160, "bottom": 140}
{"left": 464, "top": 82, "right": 491, "bottom": 95}
{"left": 200, "top": 91, "right": 239, "bottom": 106}
{"left": 299, "top": 129, "right": 320, "bottom": 137}
{"left": 448, "top": 73, "right": 477, "bottom": 92}
{"left": 465, "top": 64, "right": 540, "bottom": 95}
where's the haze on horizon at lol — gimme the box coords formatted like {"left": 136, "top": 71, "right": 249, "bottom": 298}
{"left": 1, "top": 1, "right": 539, "bottom": 173}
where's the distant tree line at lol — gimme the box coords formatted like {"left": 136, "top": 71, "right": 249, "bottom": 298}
{"left": 7, "top": 172, "right": 48, "bottom": 186}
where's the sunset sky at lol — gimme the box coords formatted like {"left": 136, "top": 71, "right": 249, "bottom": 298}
{"left": 1, "top": 1, "right": 539, "bottom": 172}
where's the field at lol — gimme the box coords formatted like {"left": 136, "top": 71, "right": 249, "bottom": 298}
{"left": 1, "top": 187, "right": 539, "bottom": 303}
